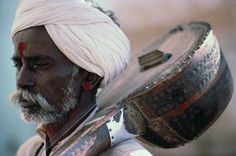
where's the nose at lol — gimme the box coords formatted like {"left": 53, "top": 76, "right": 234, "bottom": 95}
{"left": 17, "top": 65, "right": 35, "bottom": 90}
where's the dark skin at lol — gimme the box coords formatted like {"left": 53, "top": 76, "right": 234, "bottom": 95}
{"left": 12, "top": 26, "right": 110, "bottom": 155}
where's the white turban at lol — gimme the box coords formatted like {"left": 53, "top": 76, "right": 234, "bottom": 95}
{"left": 12, "top": 0, "right": 130, "bottom": 86}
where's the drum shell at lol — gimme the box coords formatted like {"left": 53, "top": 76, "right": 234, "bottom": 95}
{"left": 124, "top": 51, "right": 233, "bottom": 148}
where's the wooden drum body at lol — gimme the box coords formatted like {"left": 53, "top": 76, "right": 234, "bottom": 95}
{"left": 55, "top": 22, "right": 233, "bottom": 156}
{"left": 97, "top": 22, "right": 233, "bottom": 148}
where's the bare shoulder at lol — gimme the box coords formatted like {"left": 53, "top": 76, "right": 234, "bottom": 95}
{"left": 16, "top": 135, "right": 43, "bottom": 156}
{"left": 100, "top": 139, "right": 153, "bottom": 156}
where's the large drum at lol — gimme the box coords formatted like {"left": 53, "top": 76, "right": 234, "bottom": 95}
{"left": 53, "top": 22, "right": 233, "bottom": 156}
{"left": 96, "top": 21, "right": 234, "bottom": 148}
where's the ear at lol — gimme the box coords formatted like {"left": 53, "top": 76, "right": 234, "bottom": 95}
{"left": 82, "top": 72, "right": 103, "bottom": 91}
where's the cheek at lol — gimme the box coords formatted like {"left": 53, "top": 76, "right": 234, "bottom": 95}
{"left": 37, "top": 71, "right": 72, "bottom": 106}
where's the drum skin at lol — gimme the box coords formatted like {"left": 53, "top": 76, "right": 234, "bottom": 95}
{"left": 122, "top": 22, "right": 234, "bottom": 148}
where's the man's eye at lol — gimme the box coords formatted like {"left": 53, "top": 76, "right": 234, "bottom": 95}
{"left": 32, "top": 62, "right": 50, "bottom": 70}
{"left": 13, "top": 61, "right": 22, "bottom": 69}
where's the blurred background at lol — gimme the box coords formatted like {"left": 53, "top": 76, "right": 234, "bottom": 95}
{"left": 0, "top": 0, "right": 235, "bottom": 155}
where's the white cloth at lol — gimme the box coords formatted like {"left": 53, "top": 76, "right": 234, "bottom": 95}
{"left": 12, "top": 0, "right": 130, "bottom": 86}
{"left": 100, "top": 139, "right": 153, "bottom": 156}
{"left": 106, "top": 108, "right": 134, "bottom": 146}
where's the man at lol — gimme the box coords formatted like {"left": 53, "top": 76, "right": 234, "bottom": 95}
{"left": 10, "top": 0, "right": 152, "bottom": 155}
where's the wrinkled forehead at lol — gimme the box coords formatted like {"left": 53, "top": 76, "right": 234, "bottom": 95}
{"left": 12, "top": 26, "right": 70, "bottom": 64}
{"left": 13, "top": 26, "right": 53, "bottom": 46}
{"left": 12, "top": 26, "right": 61, "bottom": 56}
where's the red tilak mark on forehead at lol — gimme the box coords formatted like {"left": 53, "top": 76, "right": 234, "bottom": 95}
{"left": 18, "top": 42, "right": 25, "bottom": 56}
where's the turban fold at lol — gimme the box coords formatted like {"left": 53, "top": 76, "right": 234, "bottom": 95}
{"left": 12, "top": 0, "right": 130, "bottom": 86}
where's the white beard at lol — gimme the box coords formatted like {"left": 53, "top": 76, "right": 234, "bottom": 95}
{"left": 10, "top": 66, "right": 79, "bottom": 124}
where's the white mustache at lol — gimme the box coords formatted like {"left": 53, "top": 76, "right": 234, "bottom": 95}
{"left": 10, "top": 90, "right": 54, "bottom": 111}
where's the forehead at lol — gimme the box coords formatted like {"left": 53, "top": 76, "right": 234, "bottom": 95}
{"left": 13, "top": 26, "right": 70, "bottom": 62}
{"left": 13, "top": 26, "right": 52, "bottom": 46}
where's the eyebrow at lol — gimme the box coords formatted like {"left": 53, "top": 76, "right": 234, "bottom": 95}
{"left": 11, "top": 56, "right": 19, "bottom": 61}
{"left": 11, "top": 55, "right": 53, "bottom": 62}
